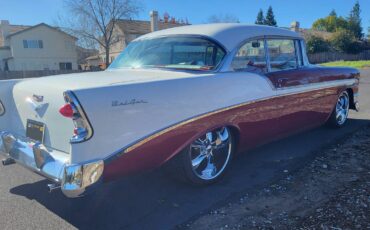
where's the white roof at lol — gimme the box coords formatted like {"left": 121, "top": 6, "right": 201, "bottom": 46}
{"left": 138, "top": 23, "right": 302, "bottom": 51}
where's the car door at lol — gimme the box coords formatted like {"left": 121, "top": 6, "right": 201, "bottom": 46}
{"left": 230, "top": 38, "right": 282, "bottom": 147}
{"left": 265, "top": 38, "right": 332, "bottom": 136}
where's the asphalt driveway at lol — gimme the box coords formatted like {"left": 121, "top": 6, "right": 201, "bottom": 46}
{"left": 1, "top": 70, "right": 370, "bottom": 230}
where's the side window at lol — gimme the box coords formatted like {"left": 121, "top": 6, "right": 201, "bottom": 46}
{"left": 231, "top": 39, "right": 267, "bottom": 73}
{"left": 267, "top": 39, "right": 298, "bottom": 72}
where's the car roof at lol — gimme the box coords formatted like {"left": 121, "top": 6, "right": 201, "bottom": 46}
{"left": 137, "top": 23, "right": 302, "bottom": 51}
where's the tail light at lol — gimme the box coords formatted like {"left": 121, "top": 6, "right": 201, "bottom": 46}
{"left": 60, "top": 91, "right": 93, "bottom": 143}
{"left": 0, "top": 100, "right": 5, "bottom": 116}
{"left": 59, "top": 104, "right": 74, "bottom": 118}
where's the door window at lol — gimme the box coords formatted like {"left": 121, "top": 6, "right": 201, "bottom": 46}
{"left": 231, "top": 39, "right": 267, "bottom": 73}
{"left": 267, "top": 39, "right": 298, "bottom": 72}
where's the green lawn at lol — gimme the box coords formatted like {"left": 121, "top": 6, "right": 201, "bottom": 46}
{"left": 320, "top": 60, "right": 370, "bottom": 69}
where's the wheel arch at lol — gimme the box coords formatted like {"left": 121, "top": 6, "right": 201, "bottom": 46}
{"left": 346, "top": 88, "right": 356, "bottom": 110}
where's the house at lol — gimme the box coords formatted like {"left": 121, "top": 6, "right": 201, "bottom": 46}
{"left": 289, "top": 21, "right": 333, "bottom": 40}
{"left": 0, "top": 20, "right": 78, "bottom": 71}
{"left": 87, "top": 11, "right": 188, "bottom": 69}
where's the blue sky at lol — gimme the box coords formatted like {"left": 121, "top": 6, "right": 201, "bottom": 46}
{"left": 0, "top": 0, "right": 368, "bottom": 34}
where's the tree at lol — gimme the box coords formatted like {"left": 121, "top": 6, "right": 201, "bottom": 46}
{"left": 255, "top": 9, "right": 265, "bottom": 25}
{"left": 62, "top": 0, "right": 141, "bottom": 68}
{"left": 265, "top": 6, "right": 277, "bottom": 26}
{"left": 329, "top": 9, "right": 337, "bottom": 17}
{"left": 330, "top": 29, "right": 362, "bottom": 54}
{"left": 306, "top": 36, "right": 331, "bottom": 54}
{"left": 347, "top": 1, "right": 363, "bottom": 40}
{"left": 207, "top": 14, "right": 240, "bottom": 23}
{"left": 312, "top": 13, "right": 348, "bottom": 32}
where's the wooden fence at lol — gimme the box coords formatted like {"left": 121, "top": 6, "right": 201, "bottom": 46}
{"left": 308, "top": 50, "right": 370, "bottom": 64}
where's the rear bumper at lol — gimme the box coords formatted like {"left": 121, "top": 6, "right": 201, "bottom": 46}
{"left": 0, "top": 131, "right": 104, "bottom": 198}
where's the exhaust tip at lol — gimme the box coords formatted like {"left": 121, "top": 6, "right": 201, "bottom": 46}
{"left": 2, "top": 158, "right": 15, "bottom": 166}
{"left": 47, "top": 183, "right": 61, "bottom": 193}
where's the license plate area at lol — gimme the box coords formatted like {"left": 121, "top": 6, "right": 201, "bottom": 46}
{"left": 26, "top": 119, "right": 45, "bottom": 143}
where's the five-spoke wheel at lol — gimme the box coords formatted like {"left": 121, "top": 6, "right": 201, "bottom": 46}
{"left": 171, "top": 126, "right": 234, "bottom": 184}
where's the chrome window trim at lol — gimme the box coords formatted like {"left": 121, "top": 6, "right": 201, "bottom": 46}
{"left": 264, "top": 37, "right": 272, "bottom": 73}
{"left": 300, "top": 40, "right": 311, "bottom": 66}
{"left": 0, "top": 100, "right": 5, "bottom": 116}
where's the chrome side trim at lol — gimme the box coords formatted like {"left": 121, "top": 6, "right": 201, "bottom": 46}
{"left": 0, "top": 100, "right": 5, "bottom": 116}
{"left": 104, "top": 79, "right": 357, "bottom": 161}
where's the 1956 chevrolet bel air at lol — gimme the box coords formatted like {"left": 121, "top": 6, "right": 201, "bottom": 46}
{"left": 0, "top": 24, "right": 360, "bottom": 198}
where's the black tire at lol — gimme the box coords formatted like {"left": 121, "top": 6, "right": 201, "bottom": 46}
{"left": 166, "top": 127, "right": 235, "bottom": 185}
{"left": 327, "top": 91, "right": 350, "bottom": 128}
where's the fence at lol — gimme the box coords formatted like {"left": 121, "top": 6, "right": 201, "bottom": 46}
{"left": 308, "top": 50, "right": 370, "bottom": 64}
{"left": 0, "top": 70, "right": 88, "bottom": 80}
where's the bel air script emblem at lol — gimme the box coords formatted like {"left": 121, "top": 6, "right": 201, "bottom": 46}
{"left": 112, "top": 99, "right": 148, "bottom": 107}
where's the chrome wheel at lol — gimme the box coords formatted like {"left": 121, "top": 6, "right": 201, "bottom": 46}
{"left": 336, "top": 92, "right": 350, "bottom": 126}
{"left": 189, "top": 127, "right": 232, "bottom": 181}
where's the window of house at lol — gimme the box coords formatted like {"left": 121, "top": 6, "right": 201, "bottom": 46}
{"left": 23, "top": 40, "right": 43, "bottom": 49}
{"left": 267, "top": 39, "right": 298, "bottom": 72}
{"left": 59, "top": 62, "right": 72, "bottom": 70}
{"left": 231, "top": 39, "right": 267, "bottom": 73}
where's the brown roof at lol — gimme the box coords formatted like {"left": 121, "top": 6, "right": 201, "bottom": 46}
{"left": 0, "top": 23, "right": 76, "bottom": 46}
{"left": 299, "top": 28, "right": 333, "bottom": 40}
{"left": 0, "top": 24, "right": 31, "bottom": 46}
{"left": 115, "top": 19, "right": 185, "bottom": 36}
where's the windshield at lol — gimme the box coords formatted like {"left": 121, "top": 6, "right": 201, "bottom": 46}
{"left": 109, "top": 36, "right": 226, "bottom": 71}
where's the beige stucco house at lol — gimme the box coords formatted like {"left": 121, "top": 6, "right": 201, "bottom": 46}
{"left": 0, "top": 20, "right": 78, "bottom": 71}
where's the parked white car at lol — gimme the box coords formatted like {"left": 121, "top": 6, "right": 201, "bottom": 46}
{"left": 0, "top": 24, "right": 360, "bottom": 198}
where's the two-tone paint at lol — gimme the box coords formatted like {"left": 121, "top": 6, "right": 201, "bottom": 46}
{"left": 0, "top": 24, "right": 360, "bottom": 197}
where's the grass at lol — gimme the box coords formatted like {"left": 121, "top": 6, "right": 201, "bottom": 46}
{"left": 320, "top": 60, "right": 370, "bottom": 69}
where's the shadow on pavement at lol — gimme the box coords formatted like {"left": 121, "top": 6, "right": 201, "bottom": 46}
{"left": 9, "top": 118, "right": 370, "bottom": 230}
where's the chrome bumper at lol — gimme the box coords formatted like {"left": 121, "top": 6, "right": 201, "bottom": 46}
{"left": 0, "top": 131, "right": 104, "bottom": 198}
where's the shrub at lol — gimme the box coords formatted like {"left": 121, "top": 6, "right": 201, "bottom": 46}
{"left": 330, "top": 30, "right": 363, "bottom": 54}
{"left": 306, "top": 36, "right": 331, "bottom": 54}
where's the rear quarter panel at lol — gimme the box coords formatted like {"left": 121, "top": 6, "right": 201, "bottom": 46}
{"left": 71, "top": 72, "right": 274, "bottom": 164}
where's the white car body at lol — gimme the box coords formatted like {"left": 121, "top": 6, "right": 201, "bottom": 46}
{"left": 0, "top": 24, "right": 359, "bottom": 197}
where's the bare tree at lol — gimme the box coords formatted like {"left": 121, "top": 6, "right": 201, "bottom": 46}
{"left": 207, "top": 14, "right": 240, "bottom": 23}
{"left": 62, "top": 0, "right": 142, "bottom": 67}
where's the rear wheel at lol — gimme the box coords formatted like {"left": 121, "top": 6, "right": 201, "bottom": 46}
{"left": 327, "top": 91, "right": 350, "bottom": 128}
{"left": 170, "top": 127, "right": 235, "bottom": 185}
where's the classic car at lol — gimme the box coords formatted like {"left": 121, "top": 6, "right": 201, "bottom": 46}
{"left": 0, "top": 24, "right": 360, "bottom": 198}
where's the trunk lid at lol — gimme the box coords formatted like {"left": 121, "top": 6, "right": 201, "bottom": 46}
{"left": 9, "top": 69, "right": 198, "bottom": 153}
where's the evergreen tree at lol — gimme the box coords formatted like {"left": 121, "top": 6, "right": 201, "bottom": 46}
{"left": 329, "top": 10, "right": 337, "bottom": 17}
{"left": 265, "top": 6, "right": 277, "bottom": 26}
{"left": 255, "top": 9, "right": 265, "bottom": 25}
{"left": 347, "top": 1, "right": 363, "bottom": 39}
